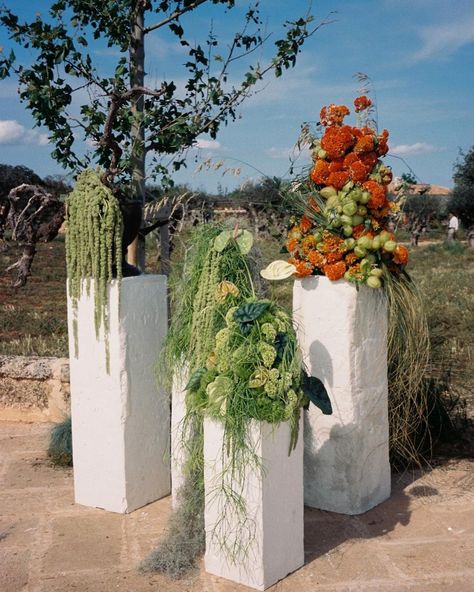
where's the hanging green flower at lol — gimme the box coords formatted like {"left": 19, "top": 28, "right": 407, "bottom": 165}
{"left": 65, "top": 169, "right": 123, "bottom": 370}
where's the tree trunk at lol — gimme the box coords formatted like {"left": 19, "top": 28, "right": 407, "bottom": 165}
{"left": 128, "top": 1, "right": 146, "bottom": 270}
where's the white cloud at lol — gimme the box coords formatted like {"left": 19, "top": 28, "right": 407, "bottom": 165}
{"left": 390, "top": 142, "right": 440, "bottom": 156}
{"left": 413, "top": 15, "right": 474, "bottom": 61}
{"left": 0, "top": 120, "right": 49, "bottom": 145}
{"left": 266, "top": 147, "right": 293, "bottom": 159}
{"left": 194, "top": 139, "right": 221, "bottom": 150}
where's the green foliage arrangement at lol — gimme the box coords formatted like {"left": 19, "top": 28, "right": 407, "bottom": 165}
{"left": 145, "top": 224, "right": 329, "bottom": 575}
{"left": 186, "top": 299, "right": 307, "bottom": 450}
{"left": 65, "top": 169, "right": 123, "bottom": 368}
{"left": 47, "top": 416, "right": 73, "bottom": 467}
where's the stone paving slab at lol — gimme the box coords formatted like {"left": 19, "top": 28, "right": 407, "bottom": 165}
{"left": 1, "top": 421, "right": 473, "bottom": 592}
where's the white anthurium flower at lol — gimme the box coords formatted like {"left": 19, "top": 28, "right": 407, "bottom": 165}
{"left": 260, "top": 260, "right": 296, "bottom": 281}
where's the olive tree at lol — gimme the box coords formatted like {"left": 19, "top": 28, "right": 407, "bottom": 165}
{"left": 0, "top": 1, "right": 327, "bottom": 266}
{"left": 449, "top": 146, "right": 474, "bottom": 229}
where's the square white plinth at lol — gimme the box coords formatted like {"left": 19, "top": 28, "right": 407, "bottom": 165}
{"left": 67, "top": 275, "right": 170, "bottom": 513}
{"left": 204, "top": 416, "right": 304, "bottom": 590}
{"left": 293, "top": 276, "right": 391, "bottom": 515}
{"left": 171, "top": 365, "right": 188, "bottom": 508}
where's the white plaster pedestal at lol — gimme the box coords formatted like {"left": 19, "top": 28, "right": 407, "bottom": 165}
{"left": 293, "top": 276, "right": 390, "bottom": 515}
{"left": 170, "top": 365, "right": 188, "bottom": 508}
{"left": 204, "top": 416, "right": 304, "bottom": 591}
{"left": 67, "top": 275, "right": 170, "bottom": 513}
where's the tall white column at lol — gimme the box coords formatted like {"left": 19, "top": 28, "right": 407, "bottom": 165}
{"left": 204, "top": 416, "right": 304, "bottom": 591}
{"left": 67, "top": 275, "right": 170, "bottom": 513}
{"left": 293, "top": 276, "right": 390, "bottom": 515}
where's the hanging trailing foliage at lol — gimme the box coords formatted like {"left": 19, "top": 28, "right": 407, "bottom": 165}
{"left": 65, "top": 169, "right": 123, "bottom": 368}
{"left": 144, "top": 224, "right": 330, "bottom": 576}
{"left": 143, "top": 225, "right": 256, "bottom": 577}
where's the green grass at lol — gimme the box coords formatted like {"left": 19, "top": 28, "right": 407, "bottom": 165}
{"left": 409, "top": 242, "right": 474, "bottom": 408}
{"left": 1, "top": 231, "right": 472, "bottom": 417}
{"left": 0, "top": 237, "right": 68, "bottom": 357}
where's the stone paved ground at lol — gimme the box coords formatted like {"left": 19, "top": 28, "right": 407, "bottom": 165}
{"left": 1, "top": 422, "right": 473, "bottom": 592}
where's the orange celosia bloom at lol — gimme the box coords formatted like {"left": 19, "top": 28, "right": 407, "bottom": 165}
{"left": 324, "top": 261, "right": 346, "bottom": 281}
{"left": 321, "top": 125, "right": 356, "bottom": 159}
{"left": 294, "top": 260, "right": 314, "bottom": 277}
{"left": 300, "top": 215, "right": 313, "bottom": 233}
{"left": 359, "top": 151, "right": 379, "bottom": 171}
{"left": 343, "top": 152, "right": 359, "bottom": 167}
{"left": 327, "top": 171, "right": 350, "bottom": 190}
{"left": 349, "top": 159, "right": 369, "bottom": 183}
{"left": 376, "top": 129, "right": 389, "bottom": 156}
{"left": 321, "top": 231, "right": 346, "bottom": 254}
{"left": 326, "top": 251, "right": 344, "bottom": 263}
{"left": 308, "top": 250, "right": 325, "bottom": 268}
{"left": 310, "top": 159, "right": 330, "bottom": 184}
{"left": 393, "top": 245, "right": 409, "bottom": 266}
{"left": 354, "top": 134, "right": 375, "bottom": 155}
{"left": 345, "top": 252, "right": 359, "bottom": 265}
{"left": 287, "top": 238, "right": 298, "bottom": 252}
{"left": 320, "top": 104, "right": 350, "bottom": 126}
{"left": 352, "top": 224, "right": 366, "bottom": 239}
{"left": 328, "top": 159, "right": 344, "bottom": 172}
{"left": 354, "top": 95, "right": 373, "bottom": 113}
{"left": 363, "top": 179, "right": 387, "bottom": 209}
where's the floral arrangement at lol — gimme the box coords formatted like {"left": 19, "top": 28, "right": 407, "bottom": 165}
{"left": 270, "top": 97, "right": 408, "bottom": 289}
{"left": 66, "top": 169, "right": 123, "bottom": 370}
{"left": 184, "top": 228, "right": 331, "bottom": 435}
{"left": 186, "top": 297, "right": 308, "bottom": 449}
{"left": 146, "top": 224, "right": 331, "bottom": 576}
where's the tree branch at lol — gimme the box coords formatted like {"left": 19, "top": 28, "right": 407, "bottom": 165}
{"left": 144, "top": 0, "right": 209, "bottom": 34}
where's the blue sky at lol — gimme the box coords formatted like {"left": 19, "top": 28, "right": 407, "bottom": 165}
{"left": 0, "top": 0, "right": 473, "bottom": 192}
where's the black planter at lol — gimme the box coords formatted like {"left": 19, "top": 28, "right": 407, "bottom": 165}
{"left": 119, "top": 199, "right": 142, "bottom": 277}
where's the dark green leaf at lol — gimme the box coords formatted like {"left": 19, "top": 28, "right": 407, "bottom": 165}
{"left": 274, "top": 332, "right": 295, "bottom": 364}
{"left": 184, "top": 367, "right": 206, "bottom": 392}
{"left": 301, "top": 372, "right": 332, "bottom": 415}
{"left": 234, "top": 301, "right": 269, "bottom": 324}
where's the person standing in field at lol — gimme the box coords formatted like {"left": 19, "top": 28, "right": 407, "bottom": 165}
{"left": 447, "top": 212, "right": 459, "bottom": 243}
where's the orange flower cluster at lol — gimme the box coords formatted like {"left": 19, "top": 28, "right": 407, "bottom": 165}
{"left": 320, "top": 104, "right": 350, "bottom": 126}
{"left": 354, "top": 95, "right": 372, "bottom": 113}
{"left": 286, "top": 96, "right": 408, "bottom": 287}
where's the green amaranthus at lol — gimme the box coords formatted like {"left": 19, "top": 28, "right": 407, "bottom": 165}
{"left": 65, "top": 169, "right": 123, "bottom": 370}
